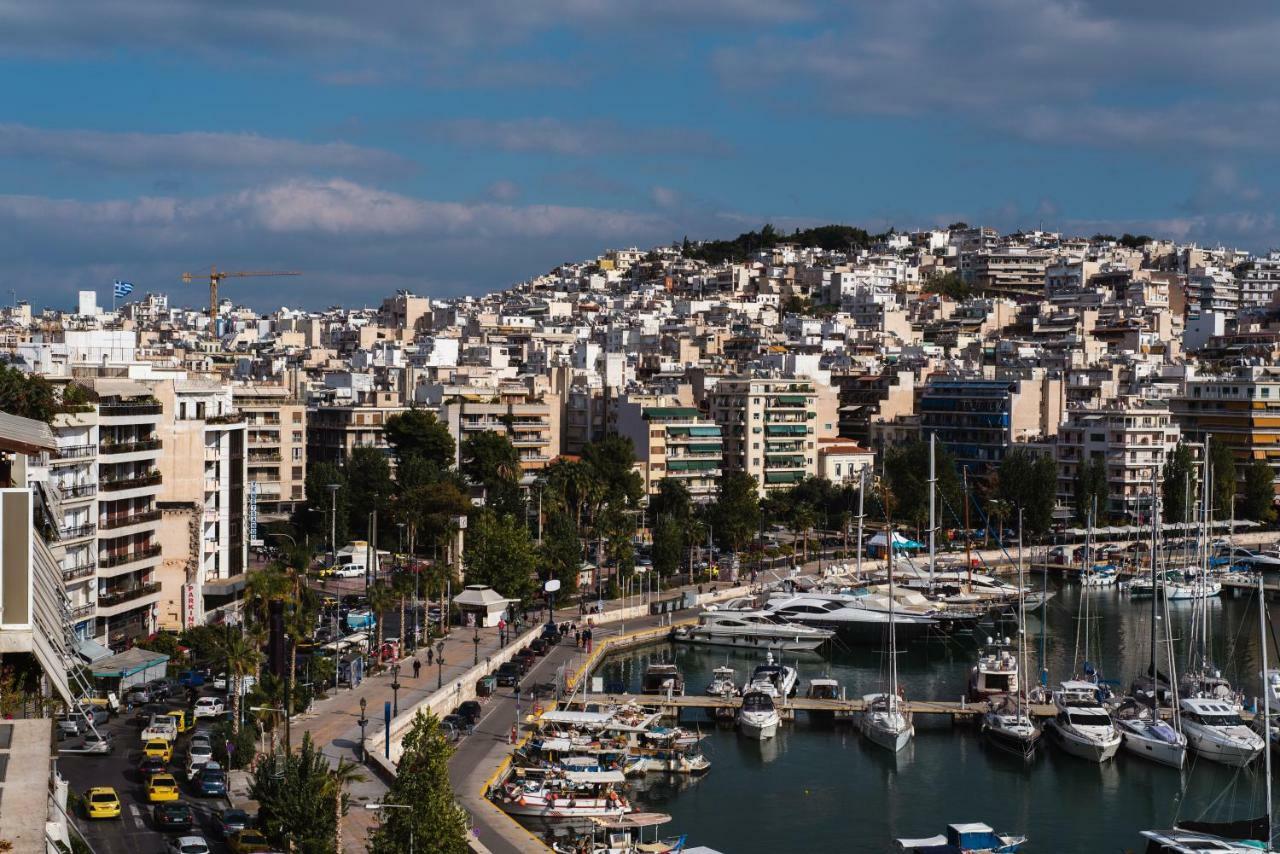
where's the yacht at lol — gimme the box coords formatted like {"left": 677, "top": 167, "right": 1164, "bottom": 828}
{"left": 897, "top": 822, "right": 1026, "bottom": 853}
{"left": 1079, "top": 564, "right": 1119, "bottom": 587}
{"left": 765, "top": 594, "right": 939, "bottom": 642}
{"left": 860, "top": 691, "right": 913, "bottom": 753}
{"left": 498, "top": 768, "right": 631, "bottom": 821}
{"left": 1166, "top": 571, "right": 1222, "bottom": 600}
{"left": 736, "top": 690, "right": 781, "bottom": 740}
{"left": 704, "top": 666, "right": 738, "bottom": 698}
{"left": 1139, "top": 829, "right": 1274, "bottom": 853}
{"left": 968, "top": 638, "right": 1019, "bottom": 701}
{"left": 672, "top": 610, "right": 833, "bottom": 653}
{"left": 742, "top": 652, "right": 798, "bottom": 699}
{"left": 1114, "top": 699, "right": 1186, "bottom": 769}
{"left": 1044, "top": 681, "right": 1121, "bottom": 762}
{"left": 640, "top": 664, "right": 684, "bottom": 696}
{"left": 805, "top": 677, "right": 841, "bottom": 701}
{"left": 1179, "top": 697, "right": 1265, "bottom": 767}
{"left": 980, "top": 695, "right": 1039, "bottom": 761}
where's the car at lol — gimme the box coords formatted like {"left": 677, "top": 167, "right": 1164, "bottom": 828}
{"left": 56, "top": 714, "right": 84, "bottom": 739}
{"left": 167, "top": 708, "right": 189, "bottom": 733}
{"left": 196, "top": 762, "right": 227, "bottom": 797}
{"left": 332, "top": 565, "right": 363, "bottom": 579}
{"left": 144, "top": 738, "right": 174, "bottom": 762}
{"left": 456, "top": 700, "right": 483, "bottom": 726}
{"left": 214, "top": 808, "right": 252, "bottom": 839}
{"left": 166, "top": 836, "right": 211, "bottom": 854}
{"left": 153, "top": 802, "right": 195, "bottom": 832}
{"left": 529, "top": 638, "right": 549, "bottom": 656}
{"left": 192, "top": 697, "right": 225, "bottom": 719}
{"left": 139, "top": 755, "right": 169, "bottom": 778}
{"left": 539, "top": 623, "right": 562, "bottom": 644}
{"left": 228, "top": 828, "right": 274, "bottom": 853}
{"left": 85, "top": 787, "right": 122, "bottom": 819}
{"left": 80, "top": 732, "right": 114, "bottom": 754}
{"left": 495, "top": 662, "right": 521, "bottom": 686}
{"left": 76, "top": 703, "right": 109, "bottom": 726}
{"left": 213, "top": 673, "right": 257, "bottom": 693}
{"left": 148, "top": 773, "right": 181, "bottom": 802}
{"left": 142, "top": 714, "right": 178, "bottom": 743}
{"left": 187, "top": 739, "right": 214, "bottom": 767}
{"left": 441, "top": 713, "right": 472, "bottom": 737}
{"left": 177, "top": 670, "right": 206, "bottom": 688}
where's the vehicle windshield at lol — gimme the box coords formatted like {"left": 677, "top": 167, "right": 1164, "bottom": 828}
{"left": 90, "top": 793, "right": 116, "bottom": 802}
{"left": 1067, "top": 712, "right": 1114, "bottom": 727}
{"left": 1200, "top": 713, "right": 1245, "bottom": 726}
{"left": 742, "top": 694, "right": 773, "bottom": 712}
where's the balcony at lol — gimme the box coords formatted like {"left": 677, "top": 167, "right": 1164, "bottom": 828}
{"left": 204, "top": 448, "right": 223, "bottom": 461}
{"left": 100, "top": 401, "right": 161, "bottom": 417}
{"left": 99, "top": 472, "right": 161, "bottom": 492}
{"left": 50, "top": 443, "right": 95, "bottom": 460}
{"left": 206, "top": 413, "right": 244, "bottom": 425}
{"left": 58, "top": 522, "right": 97, "bottom": 540}
{"left": 63, "top": 562, "right": 97, "bottom": 582}
{"left": 100, "top": 508, "right": 162, "bottom": 531}
{"left": 248, "top": 451, "right": 282, "bottom": 463}
{"left": 68, "top": 602, "right": 95, "bottom": 620}
{"left": 99, "top": 543, "right": 161, "bottom": 569}
{"left": 97, "top": 582, "right": 160, "bottom": 608}
{"left": 99, "top": 437, "right": 161, "bottom": 456}
{"left": 60, "top": 482, "right": 98, "bottom": 500}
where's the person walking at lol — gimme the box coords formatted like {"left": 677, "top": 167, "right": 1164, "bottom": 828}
{"left": 585, "top": 628, "right": 593, "bottom": 653}
{"left": 413, "top": 659, "right": 421, "bottom": 679}
{"left": 574, "top": 629, "right": 581, "bottom": 648}
{"left": 427, "top": 647, "right": 434, "bottom": 666}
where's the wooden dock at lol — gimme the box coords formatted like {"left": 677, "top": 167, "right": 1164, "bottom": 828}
{"left": 562, "top": 692, "right": 1059, "bottom": 721}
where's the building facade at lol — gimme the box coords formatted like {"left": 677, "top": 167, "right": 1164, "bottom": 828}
{"left": 709, "top": 376, "right": 819, "bottom": 495}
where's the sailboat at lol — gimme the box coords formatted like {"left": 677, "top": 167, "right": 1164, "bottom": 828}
{"left": 1117, "top": 483, "right": 1187, "bottom": 769}
{"left": 860, "top": 492, "right": 914, "bottom": 754}
{"left": 980, "top": 509, "right": 1040, "bottom": 761}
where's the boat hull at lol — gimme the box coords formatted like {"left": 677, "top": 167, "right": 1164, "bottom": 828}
{"left": 1046, "top": 721, "right": 1121, "bottom": 762}
{"left": 1119, "top": 727, "right": 1186, "bottom": 769}
{"left": 674, "top": 631, "right": 827, "bottom": 653}
{"left": 981, "top": 720, "right": 1040, "bottom": 761}
{"left": 862, "top": 719, "right": 913, "bottom": 752}
{"left": 737, "top": 713, "right": 780, "bottom": 740}
{"left": 1184, "top": 730, "right": 1263, "bottom": 767}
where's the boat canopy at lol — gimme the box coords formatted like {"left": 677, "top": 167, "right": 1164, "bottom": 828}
{"left": 540, "top": 711, "right": 613, "bottom": 726}
{"left": 590, "top": 812, "right": 674, "bottom": 829}
{"left": 896, "top": 835, "right": 948, "bottom": 849}
{"left": 564, "top": 770, "right": 627, "bottom": 784}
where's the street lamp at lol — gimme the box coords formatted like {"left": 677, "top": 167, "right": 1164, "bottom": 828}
{"left": 365, "top": 803, "right": 413, "bottom": 854}
{"left": 357, "top": 697, "right": 368, "bottom": 761}
{"left": 397, "top": 522, "right": 405, "bottom": 568}
{"left": 436, "top": 641, "right": 445, "bottom": 690}
{"left": 327, "top": 483, "right": 341, "bottom": 571}
{"left": 473, "top": 622, "right": 481, "bottom": 666}
{"left": 390, "top": 663, "right": 402, "bottom": 717}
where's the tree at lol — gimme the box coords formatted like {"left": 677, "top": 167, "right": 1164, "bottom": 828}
{"left": 709, "top": 471, "right": 760, "bottom": 553}
{"left": 792, "top": 502, "right": 817, "bottom": 562}
{"left": 1241, "top": 459, "right": 1277, "bottom": 525}
{"left": 651, "top": 513, "right": 686, "bottom": 578}
{"left": 883, "top": 440, "right": 963, "bottom": 533}
{"left": 347, "top": 447, "right": 395, "bottom": 538}
{"left": 650, "top": 478, "right": 693, "bottom": 523}
{"left": 0, "top": 364, "right": 58, "bottom": 423}
{"left": 464, "top": 509, "right": 537, "bottom": 601}
{"left": 251, "top": 733, "right": 355, "bottom": 854}
{"left": 460, "top": 431, "right": 522, "bottom": 517}
{"left": 1162, "top": 442, "right": 1196, "bottom": 524}
{"left": 369, "top": 712, "right": 470, "bottom": 854}
{"left": 922, "top": 270, "right": 973, "bottom": 300}
{"left": 299, "top": 462, "right": 349, "bottom": 550}
{"left": 326, "top": 757, "right": 366, "bottom": 854}
{"left": 215, "top": 626, "right": 262, "bottom": 736}
{"left": 538, "top": 511, "right": 582, "bottom": 594}
{"left": 1073, "top": 455, "right": 1109, "bottom": 524}
{"left": 1209, "top": 437, "right": 1237, "bottom": 520}
{"left": 384, "top": 409, "right": 455, "bottom": 469}
{"left": 366, "top": 582, "right": 397, "bottom": 661}
{"left": 995, "top": 447, "right": 1058, "bottom": 537}
{"left": 581, "top": 435, "right": 644, "bottom": 509}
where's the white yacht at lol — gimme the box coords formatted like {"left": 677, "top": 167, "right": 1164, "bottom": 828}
{"left": 1140, "top": 829, "right": 1275, "bottom": 853}
{"left": 980, "top": 695, "right": 1039, "bottom": 761}
{"left": 1079, "top": 565, "right": 1119, "bottom": 587}
{"left": 741, "top": 652, "right": 798, "bottom": 699}
{"left": 704, "top": 666, "right": 738, "bottom": 698}
{"left": 968, "top": 638, "right": 1019, "bottom": 701}
{"left": 860, "top": 692, "right": 913, "bottom": 753}
{"left": 1179, "top": 697, "right": 1264, "bottom": 767}
{"left": 1114, "top": 699, "right": 1186, "bottom": 769}
{"left": 672, "top": 610, "right": 833, "bottom": 653}
{"left": 765, "top": 594, "right": 938, "bottom": 642}
{"left": 736, "top": 690, "right": 780, "bottom": 740}
{"left": 1044, "top": 681, "right": 1122, "bottom": 762}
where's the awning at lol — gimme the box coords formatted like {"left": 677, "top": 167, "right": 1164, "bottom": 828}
{"left": 564, "top": 770, "right": 627, "bottom": 784}
{"left": 75, "top": 636, "right": 113, "bottom": 664}
{"left": 539, "top": 710, "right": 613, "bottom": 726}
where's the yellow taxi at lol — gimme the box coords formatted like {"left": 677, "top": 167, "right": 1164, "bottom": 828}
{"left": 146, "top": 773, "right": 180, "bottom": 802}
{"left": 166, "top": 709, "right": 188, "bottom": 733}
{"left": 143, "top": 738, "right": 173, "bottom": 762}
{"left": 85, "top": 787, "right": 122, "bottom": 819}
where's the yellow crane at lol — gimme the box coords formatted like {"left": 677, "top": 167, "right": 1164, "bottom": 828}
{"left": 182, "top": 267, "right": 301, "bottom": 324}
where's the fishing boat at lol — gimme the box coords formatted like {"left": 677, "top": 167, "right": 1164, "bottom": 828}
{"left": 736, "top": 690, "right": 780, "bottom": 740}
{"left": 1179, "top": 697, "right": 1264, "bottom": 767}
{"left": 641, "top": 664, "right": 684, "bottom": 696}
{"left": 551, "top": 813, "right": 687, "bottom": 854}
{"left": 968, "top": 638, "right": 1019, "bottom": 701}
{"left": 741, "top": 652, "right": 798, "bottom": 699}
{"left": 671, "top": 610, "right": 833, "bottom": 652}
{"left": 498, "top": 768, "right": 631, "bottom": 821}
{"left": 896, "top": 822, "right": 1026, "bottom": 853}
{"left": 1044, "top": 681, "right": 1121, "bottom": 762}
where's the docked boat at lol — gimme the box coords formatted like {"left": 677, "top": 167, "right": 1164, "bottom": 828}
{"left": 672, "top": 610, "right": 833, "bottom": 652}
{"left": 1138, "top": 828, "right": 1274, "bottom": 854}
{"left": 741, "top": 653, "right": 798, "bottom": 699}
{"left": 1131, "top": 665, "right": 1176, "bottom": 707}
{"left": 704, "top": 666, "right": 738, "bottom": 698}
{"left": 1166, "top": 570, "right": 1222, "bottom": 600}
{"left": 551, "top": 813, "right": 687, "bottom": 854}
{"left": 498, "top": 768, "right": 631, "bottom": 821}
{"left": 765, "top": 593, "right": 940, "bottom": 642}
{"left": 1179, "top": 697, "right": 1264, "bottom": 767}
{"left": 1115, "top": 699, "right": 1186, "bottom": 769}
{"left": 805, "top": 677, "right": 841, "bottom": 701}
{"left": 897, "top": 822, "right": 1026, "bottom": 853}
{"left": 968, "top": 638, "right": 1019, "bottom": 700}
{"left": 1044, "top": 681, "right": 1121, "bottom": 762}
{"left": 736, "top": 690, "right": 780, "bottom": 740}
{"left": 860, "top": 691, "right": 913, "bottom": 753}
{"left": 980, "top": 695, "right": 1039, "bottom": 761}
{"left": 1079, "top": 564, "right": 1119, "bottom": 587}
{"left": 641, "top": 664, "right": 684, "bottom": 696}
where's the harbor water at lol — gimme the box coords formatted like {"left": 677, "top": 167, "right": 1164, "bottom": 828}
{"left": 595, "top": 577, "right": 1277, "bottom": 852}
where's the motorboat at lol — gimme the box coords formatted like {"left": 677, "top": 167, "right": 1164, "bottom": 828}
{"left": 897, "top": 822, "right": 1026, "bottom": 853}
{"left": 736, "top": 690, "right": 780, "bottom": 740}
{"left": 551, "top": 813, "right": 687, "bottom": 854}
{"left": 980, "top": 695, "right": 1039, "bottom": 761}
{"left": 1221, "top": 546, "right": 1280, "bottom": 572}
{"left": 742, "top": 653, "right": 798, "bottom": 699}
{"left": 805, "top": 677, "right": 841, "bottom": 701}
{"left": 968, "top": 638, "right": 1019, "bottom": 701}
{"left": 1079, "top": 564, "right": 1119, "bottom": 587}
{"left": 1114, "top": 699, "right": 1186, "bottom": 769}
{"left": 765, "top": 594, "right": 939, "bottom": 643}
{"left": 1179, "top": 697, "right": 1264, "bottom": 767}
{"left": 641, "top": 664, "right": 684, "bottom": 696}
{"left": 1139, "top": 828, "right": 1274, "bottom": 853}
{"left": 498, "top": 768, "right": 631, "bottom": 821}
{"left": 1044, "top": 681, "right": 1121, "bottom": 762}
{"left": 704, "top": 666, "right": 738, "bottom": 698}
{"left": 672, "top": 610, "right": 833, "bottom": 653}
{"left": 860, "top": 692, "right": 913, "bottom": 753}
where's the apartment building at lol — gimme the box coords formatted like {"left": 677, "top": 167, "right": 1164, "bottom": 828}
{"left": 1170, "top": 365, "right": 1280, "bottom": 496}
{"left": 46, "top": 405, "right": 100, "bottom": 642}
{"left": 709, "top": 376, "right": 819, "bottom": 495}
{"left": 1056, "top": 399, "right": 1181, "bottom": 520}
{"left": 234, "top": 385, "right": 306, "bottom": 521}
{"left": 1188, "top": 266, "right": 1238, "bottom": 319}
{"left": 960, "top": 248, "right": 1052, "bottom": 294}
{"left": 1235, "top": 251, "right": 1280, "bottom": 313}
{"left": 919, "top": 372, "right": 1063, "bottom": 472}
{"left": 441, "top": 384, "right": 561, "bottom": 472}
{"left": 833, "top": 370, "right": 916, "bottom": 444}
{"left": 617, "top": 403, "right": 723, "bottom": 502}
{"left": 307, "top": 393, "right": 406, "bottom": 465}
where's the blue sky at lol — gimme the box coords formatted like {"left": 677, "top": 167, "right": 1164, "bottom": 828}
{"left": 2, "top": 0, "right": 1278, "bottom": 309}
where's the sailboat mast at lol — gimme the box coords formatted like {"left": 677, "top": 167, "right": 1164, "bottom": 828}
{"left": 1150, "top": 472, "right": 1159, "bottom": 713}
{"left": 855, "top": 467, "right": 865, "bottom": 579}
{"left": 884, "top": 479, "right": 898, "bottom": 704}
{"left": 963, "top": 466, "right": 972, "bottom": 587}
{"left": 1202, "top": 438, "right": 1212, "bottom": 674}
{"left": 1017, "top": 507, "right": 1026, "bottom": 716}
{"left": 928, "top": 433, "right": 936, "bottom": 593}
{"left": 1259, "top": 575, "right": 1273, "bottom": 843}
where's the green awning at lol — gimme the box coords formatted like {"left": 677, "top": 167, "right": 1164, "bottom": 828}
{"left": 689, "top": 426, "right": 721, "bottom": 437}
{"left": 765, "top": 424, "right": 807, "bottom": 436}
{"left": 775, "top": 395, "right": 807, "bottom": 404}
{"left": 667, "top": 459, "right": 720, "bottom": 472}
{"left": 645, "top": 407, "right": 700, "bottom": 420}
{"left": 666, "top": 427, "right": 691, "bottom": 436}
{"left": 765, "top": 471, "right": 805, "bottom": 484}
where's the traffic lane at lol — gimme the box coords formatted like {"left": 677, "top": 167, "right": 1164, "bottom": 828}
{"left": 57, "top": 711, "right": 232, "bottom": 853}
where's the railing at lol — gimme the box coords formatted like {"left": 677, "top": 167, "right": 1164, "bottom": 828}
{"left": 99, "top": 438, "right": 161, "bottom": 455}
{"left": 60, "top": 483, "right": 98, "bottom": 499}
{"left": 59, "top": 522, "right": 97, "bottom": 539}
{"left": 206, "top": 413, "right": 244, "bottom": 425}
{"left": 99, "top": 472, "right": 161, "bottom": 492}
{"left": 248, "top": 452, "right": 282, "bottom": 462}
{"left": 63, "top": 562, "right": 97, "bottom": 582}
{"left": 99, "top": 543, "right": 161, "bottom": 568}
{"left": 100, "top": 402, "right": 161, "bottom": 416}
{"left": 99, "top": 509, "right": 161, "bottom": 531}
{"left": 50, "top": 444, "right": 95, "bottom": 460}
{"left": 68, "top": 602, "right": 95, "bottom": 620}
{"left": 97, "top": 582, "right": 161, "bottom": 608}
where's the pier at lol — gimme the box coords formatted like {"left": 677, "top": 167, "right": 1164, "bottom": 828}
{"left": 561, "top": 692, "right": 1059, "bottom": 721}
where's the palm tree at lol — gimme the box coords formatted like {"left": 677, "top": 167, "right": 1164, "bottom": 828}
{"left": 985, "top": 498, "right": 1013, "bottom": 548}
{"left": 326, "top": 756, "right": 367, "bottom": 854}
{"left": 392, "top": 570, "right": 415, "bottom": 655}
{"left": 244, "top": 567, "right": 290, "bottom": 626}
{"left": 366, "top": 582, "right": 397, "bottom": 665}
{"left": 216, "top": 627, "right": 262, "bottom": 737}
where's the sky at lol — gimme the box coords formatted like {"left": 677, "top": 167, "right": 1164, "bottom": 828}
{"left": 2, "top": 0, "right": 1279, "bottom": 310}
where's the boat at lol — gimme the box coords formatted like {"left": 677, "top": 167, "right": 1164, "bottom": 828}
{"left": 764, "top": 593, "right": 940, "bottom": 642}
{"left": 736, "top": 690, "right": 780, "bottom": 740}
{"left": 1179, "top": 697, "right": 1264, "bottom": 767}
{"left": 1079, "top": 564, "right": 1119, "bottom": 587}
{"left": 704, "top": 666, "right": 738, "bottom": 698}
{"left": 1166, "top": 570, "right": 1222, "bottom": 600}
{"left": 671, "top": 610, "right": 833, "bottom": 652}
{"left": 968, "top": 638, "right": 1019, "bottom": 701}
{"left": 1139, "top": 828, "right": 1276, "bottom": 853}
{"left": 979, "top": 518, "right": 1040, "bottom": 762}
{"left": 1044, "top": 680, "right": 1121, "bottom": 762}
{"left": 980, "top": 695, "right": 1040, "bottom": 761}
{"left": 741, "top": 652, "right": 798, "bottom": 699}
{"left": 859, "top": 512, "right": 913, "bottom": 754}
{"left": 896, "top": 822, "right": 1026, "bottom": 853}
{"left": 805, "top": 677, "right": 841, "bottom": 701}
{"left": 641, "top": 664, "right": 684, "bottom": 696}
{"left": 551, "top": 813, "right": 687, "bottom": 854}
{"left": 498, "top": 768, "right": 631, "bottom": 821}
{"left": 1115, "top": 699, "right": 1186, "bottom": 769}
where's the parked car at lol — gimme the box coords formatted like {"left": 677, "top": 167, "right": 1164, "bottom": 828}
{"left": 125, "top": 686, "right": 152, "bottom": 705}
{"left": 153, "top": 802, "right": 195, "bottom": 833}
{"left": 177, "top": 670, "right": 206, "bottom": 688}
{"left": 196, "top": 762, "right": 227, "bottom": 797}
{"left": 456, "top": 700, "right": 483, "bottom": 726}
{"left": 192, "top": 697, "right": 225, "bottom": 719}
{"left": 212, "top": 673, "right": 258, "bottom": 692}
{"left": 528, "top": 638, "right": 549, "bottom": 656}
{"left": 214, "top": 808, "right": 252, "bottom": 839}
{"left": 228, "top": 829, "right": 274, "bottom": 854}
{"left": 539, "top": 623, "right": 562, "bottom": 644}
{"left": 55, "top": 714, "right": 84, "bottom": 738}
{"left": 441, "top": 714, "right": 471, "bottom": 738}
{"left": 166, "top": 837, "right": 211, "bottom": 854}
{"left": 495, "top": 662, "right": 521, "bottom": 687}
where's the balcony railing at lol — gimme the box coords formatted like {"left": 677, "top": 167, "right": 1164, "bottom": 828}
{"left": 60, "top": 482, "right": 98, "bottom": 499}
{"left": 50, "top": 444, "right": 95, "bottom": 460}
{"left": 59, "top": 522, "right": 97, "bottom": 539}
{"left": 100, "top": 509, "right": 162, "bottom": 531}
{"left": 206, "top": 413, "right": 244, "bottom": 425}
{"left": 99, "top": 438, "right": 161, "bottom": 455}
{"left": 97, "top": 582, "right": 160, "bottom": 608}
{"left": 100, "top": 401, "right": 161, "bottom": 416}
{"left": 99, "top": 543, "right": 161, "bottom": 568}
{"left": 248, "top": 452, "right": 282, "bottom": 462}
{"left": 63, "top": 562, "right": 97, "bottom": 582}
{"left": 99, "top": 472, "right": 162, "bottom": 492}
{"left": 68, "top": 602, "right": 95, "bottom": 620}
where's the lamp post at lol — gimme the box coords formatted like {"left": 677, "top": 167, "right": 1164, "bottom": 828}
{"left": 436, "top": 641, "right": 445, "bottom": 690}
{"left": 390, "top": 663, "right": 401, "bottom": 717}
{"left": 397, "top": 522, "right": 405, "bottom": 569}
{"left": 357, "top": 697, "right": 368, "bottom": 760}
{"left": 327, "top": 483, "right": 341, "bottom": 573}
{"left": 366, "top": 803, "right": 413, "bottom": 854}
{"left": 473, "top": 622, "right": 481, "bottom": 666}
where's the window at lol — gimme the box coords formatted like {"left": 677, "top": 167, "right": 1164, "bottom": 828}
{"left": 292, "top": 467, "right": 303, "bottom": 480}
{"left": 292, "top": 448, "right": 302, "bottom": 461}
{"left": 292, "top": 412, "right": 302, "bottom": 423}
{"left": 292, "top": 431, "right": 303, "bottom": 443}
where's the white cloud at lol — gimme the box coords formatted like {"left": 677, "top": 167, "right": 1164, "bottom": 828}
{"left": 426, "top": 118, "right": 730, "bottom": 158}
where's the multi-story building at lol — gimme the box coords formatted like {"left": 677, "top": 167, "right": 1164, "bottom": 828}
{"left": 1055, "top": 399, "right": 1181, "bottom": 521}
{"left": 833, "top": 370, "right": 916, "bottom": 444}
{"left": 1187, "top": 265, "right": 1238, "bottom": 319}
{"left": 442, "top": 385, "right": 561, "bottom": 472}
{"left": 960, "top": 248, "right": 1051, "bottom": 295}
{"left": 307, "top": 393, "right": 406, "bottom": 465}
{"left": 1170, "top": 365, "right": 1280, "bottom": 497}
{"left": 1235, "top": 252, "right": 1280, "bottom": 314}
{"left": 617, "top": 403, "right": 723, "bottom": 502}
{"left": 919, "top": 372, "right": 1063, "bottom": 472}
{"left": 234, "top": 385, "right": 306, "bottom": 521}
{"left": 709, "top": 376, "right": 819, "bottom": 495}
{"left": 47, "top": 405, "right": 100, "bottom": 642}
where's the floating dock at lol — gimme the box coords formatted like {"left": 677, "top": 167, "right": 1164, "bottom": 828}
{"left": 561, "top": 692, "right": 1058, "bottom": 722}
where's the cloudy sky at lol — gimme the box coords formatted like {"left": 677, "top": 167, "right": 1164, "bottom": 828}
{"left": 3, "top": 0, "right": 1278, "bottom": 309}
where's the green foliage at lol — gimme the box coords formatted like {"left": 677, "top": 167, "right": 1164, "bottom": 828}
{"left": 347, "top": 446, "right": 395, "bottom": 538}
{"left": 213, "top": 626, "right": 262, "bottom": 736}
{"left": 650, "top": 478, "right": 693, "bottom": 523}
{"left": 178, "top": 625, "right": 223, "bottom": 666}
{"left": 461, "top": 431, "right": 522, "bottom": 517}
{"left": 1162, "top": 442, "right": 1196, "bottom": 524}
{"left": 652, "top": 513, "right": 686, "bottom": 578}
{"left": 996, "top": 447, "right": 1058, "bottom": 537}
{"left": 1073, "top": 455, "right": 1109, "bottom": 524}
{"left": 709, "top": 471, "right": 760, "bottom": 553}
{"left": 683, "top": 223, "right": 873, "bottom": 265}
{"left": 884, "top": 440, "right": 963, "bottom": 530}
{"left": 465, "top": 509, "right": 537, "bottom": 600}
{"left": 251, "top": 733, "right": 348, "bottom": 854}
{"left": 1242, "top": 459, "right": 1277, "bottom": 524}
{"left": 1119, "top": 233, "right": 1152, "bottom": 249}
{"left": 1209, "top": 437, "right": 1237, "bottom": 520}
{"left": 384, "top": 409, "right": 455, "bottom": 469}
{"left": 539, "top": 511, "right": 583, "bottom": 593}
{"left": 581, "top": 435, "right": 645, "bottom": 509}
{"left": 0, "top": 364, "right": 58, "bottom": 423}
{"left": 135, "top": 631, "right": 183, "bottom": 660}
{"left": 369, "top": 712, "right": 470, "bottom": 854}
{"left": 298, "top": 462, "right": 349, "bottom": 548}
{"left": 209, "top": 719, "right": 256, "bottom": 770}
{"left": 922, "top": 270, "right": 974, "bottom": 300}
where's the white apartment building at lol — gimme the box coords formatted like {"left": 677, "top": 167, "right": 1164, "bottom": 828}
{"left": 617, "top": 402, "right": 723, "bottom": 502}
{"left": 46, "top": 406, "right": 101, "bottom": 642}
{"left": 234, "top": 385, "right": 307, "bottom": 521}
{"left": 709, "top": 376, "right": 819, "bottom": 495}
{"left": 1235, "top": 251, "right": 1280, "bottom": 313}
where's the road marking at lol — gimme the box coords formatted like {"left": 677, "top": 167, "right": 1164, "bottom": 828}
{"left": 128, "top": 803, "right": 143, "bottom": 829}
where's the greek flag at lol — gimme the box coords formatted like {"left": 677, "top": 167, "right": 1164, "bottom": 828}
{"left": 113, "top": 280, "right": 134, "bottom": 298}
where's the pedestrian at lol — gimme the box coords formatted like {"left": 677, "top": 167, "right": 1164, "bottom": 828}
{"left": 509, "top": 724, "right": 517, "bottom": 744}
{"left": 585, "top": 628, "right": 593, "bottom": 653}
{"left": 574, "top": 629, "right": 581, "bottom": 648}
{"left": 427, "top": 647, "right": 434, "bottom": 666}
{"left": 413, "top": 659, "right": 421, "bottom": 679}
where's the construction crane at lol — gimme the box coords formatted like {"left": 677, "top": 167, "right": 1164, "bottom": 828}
{"left": 182, "top": 266, "right": 301, "bottom": 324}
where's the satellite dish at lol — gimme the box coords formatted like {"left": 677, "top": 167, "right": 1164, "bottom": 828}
{"left": 544, "top": 579, "right": 562, "bottom": 593}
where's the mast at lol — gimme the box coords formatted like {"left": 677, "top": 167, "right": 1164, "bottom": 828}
{"left": 1149, "top": 472, "right": 1159, "bottom": 713}
{"left": 1201, "top": 438, "right": 1212, "bottom": 675}
{"left": 928, "top": 433, "right": 937, "bottom": 593}
{"left": 963, "top": 466, "right": 972, "bottom": 588}
{"left": 1017, "top": 507, "right": 1026, "bottom": 717}
{"left": 855, "top": 467, "right": 865, "bottom": 579}
{"left": 884, "top": 479, "right": 899, "bottom": 708}
{"left": 1259, "top": 575, "right": 1273, "bottom": 844}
